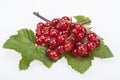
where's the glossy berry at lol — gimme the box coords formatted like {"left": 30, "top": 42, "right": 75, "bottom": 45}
{"left": 46, "top": 48, "right": 52, "bottom": 56}
{"left": 57, "top": 35, "right": 66, "bottom": 44}
{"left": 61, "top": 16, "right": 70, "bottom": 21}
{"left": 56, "top": 45, "right": 65, "bottom": 54}
{"left": 76, "top": 42, "right": 82, "bottom": 47}
{"left": 72, "top": 28, "right": 79, "bottom": 36}
{"left": 69, "top": 23, "right": 76, "bottom": 29}
{"left": 36, "top": 36, "right": 45, "bottom": 45}
{"left": 87, "top": 32, "right": 97, "bottom": 41}
{"left": 37, "top": 22, "right": 45, "bottom": 30}
{"left": 50, "top": 29, "right": 59, "bottom": 37}
{"left": 87, "top": 42, "right": 96, "bottom": 52}
{"left": 59, "top": 21, "right": 68, "bottom": 31}
{"left": 94, "top": 38, "right": 101, "bottom": 47}
{"left": 77, "top": 44, "right": 87, "bottom": 56}
{"left": 64, "top": 42, "right": 74, "bottom": 51}
{"left": 75, "top": 24, "right": 83, "bottom": 32}
{"left": 48, "top": 50, "right": 59, "bottom": 61}
{"left": 45, "top": 22, "right": 51, "bottom": 27}
{"left": 43, "top": 29, "right": 50, "bottom": 37}
{"left": 52, "top": 18, "right": 59, "bottom": 26}
{"left": 44, "top": 37, "right": 51, "bottom": 46}
{"left": 71, "top": 49, "right": 79, "bottom": 57}
{"left": 49, "top": 38, "right": 58, "bottom": 47}
{"left": 76, "top": 33, "right": 85, "bottom": 41}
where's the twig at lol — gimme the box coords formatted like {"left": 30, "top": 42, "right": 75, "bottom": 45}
{"left": 33, "top": 12, "right": 51, "bottom": 22}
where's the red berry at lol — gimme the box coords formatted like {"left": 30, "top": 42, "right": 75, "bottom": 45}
{"left": 43, "top": 29, "right": 50, "bottom": 37}
{"left": 76, "top": 33, "right": 85, "bottom": 41}
{"left": 56, "top": 45, "right": 65, "bottom": 54}
{"left": 76, "top": 42, "right": 82, "bottom": 47}
{"left": 44, "top": 37, "right": 51, "bottom": 46}
{"left": 52, "top": 18, "right": 60, "bottom": 26}
{"left": 75, "top": 24, "right": 83, "bottom": 32}
{"left": 45, "top": 22, "right": 52, "bottom": 27}
{"left": 59, "top": 21, "right": 68, "bottom": 31}
{"left": 87, "top": 42, "right": 96, "bottom": 52}
{"left": 61, "top": 16, "right": 70, "bottom": 21}
{"left": 46, "top": 48, "right": 52, "bottom": 56}
{"left": 77, "top": 44, "right": 88, "bottom": 56}
{"left": 36, "top": 31, "right": 42, "bottom": 37}
{"left": 49, "top": 38, "right": 58, "bottom": 47}
{"left": 37, "top": 22, "right": 45, "bottom": 30}
{"left": 71, "top": 49, "right": 79, "bottom": 57}
{"left": 64, "top": 42, "right": 74, "bottom": 51}
{"left": 87, "top": 32, "right": 97, "bottom": 41}
{"left": 72, "top": 28, "right": 79, "bottom": 36}
{"left": 57, "top": 35, "right": 66, "bottom": 44}
{"left": 69, "top": 36, "right": 75, "bottom": 42}
{"left": 36, "top": 36, "right": 45, "bottom": 45}
{"left": 69, "top": 23, "right": 76, "bottom": 29}
{"left": 48, "top": 50, "right": 59, "bottom": 61}
{"left": 61, "top": 30, "right": 70, "bottom": 37}
{"left": 50, "top": 29, "right": 59, "bottom": 37}
{"left": 94, "top": 38, "right": 101, "bottom": 47}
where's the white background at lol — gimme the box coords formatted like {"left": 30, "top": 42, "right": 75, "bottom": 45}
{"left": 0, "top": 0, "right": 120, "bottom": 80}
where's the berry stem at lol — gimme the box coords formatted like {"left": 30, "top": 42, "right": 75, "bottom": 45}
{"left": 33, "top": 12, "right": 91, "bottom": 25}
{"left": 33, "top": 12, "right": 51, "bottom": 22}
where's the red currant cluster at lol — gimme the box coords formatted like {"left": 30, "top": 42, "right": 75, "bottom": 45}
{"left": 35, "top": 16, "right": 101, "bottom": 61}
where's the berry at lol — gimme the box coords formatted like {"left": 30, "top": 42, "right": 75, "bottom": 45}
{"left": 94, "top": 38, "right": 101, "bottom": 47}
{"left": 50, "top": 29, "right": 59, "bottom": 37}
{"left": 69, "top": 23, "right": 76, "bottom": 29}
{"left": 46, "top": 48, "right": 52, "bottom": 56}
{"left": 77, "top": 44, "right": 88, "bottom": 57}
{"left": 36, "top": 36, "right": 45, "bottom": 45}
{"left": 76, "top": 42, "right": 82, "bottom": 47}
{"left": 87, "top": 42, "right": 96, "bottom": 52}
{"left": 75, "top": 24, "right": 83, "bottom": 32}
{"left": 76, "top": 33, "right": 85, "bottom": 41}
{"left": 61, "top": 16, "right": 70, "bottom": 21}
{"left": 71, "top": 49, "right": 79, "bottom": 57}
{"left": 57, "top": 35, "right": 66, "bottom": 44}
{"left": 56, "top": 45, "right": 65, "bottom": 54}
{"left": 59, "top": 21, "right": 68, "bottom": 31}
{"left": 64, "top": 42, "right": 74, "bottom": 51}
{"left": 87, "top": 32, "right": 97, "bottom": 41}
{"left": 48, "top": 50, "right": 59, "bottom": 61}
{"left": 49, "top": 38, "right": 58, "bottom": 47}
{"left": 43, "top": 29, "right": 50, "bottom": 37}
{"left": 45, "top": 22, "right": 51, "bottom": 27}
{"left": 52, "top": 18, "right": 59, "bottom": 26}
{"left": 37, "top": 22, "right": 45, "bottom": 30}
{"left": 72, "top": 28, "right": 79, "bottom": 36}
{"left": 44, "top": 37, "right": 51, "bottom": 46}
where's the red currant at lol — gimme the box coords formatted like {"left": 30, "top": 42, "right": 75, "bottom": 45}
{"left": 52, "top": 18, "right": 59, "bottom": 26}
{"left": 49, "top": 38, "right": 58, "bottom": 47}
{"left": 64, "top": 42, "right": 74, "bottom": 51}
{"left": 87, "top": 32, "right": 97, "bottom": 41}
{"left": 37, "top": 22, "right": 45, "bottom": 30}
{"left": 69, "top": 23, "right": 76, "bottom": 29}
{"left": 61, "top": 16, "right": 70, "bottom": 21}
{"left": 87, "top": 42, "right": 96, "bottom": 52}
{"left": 50, "top": 29, "right": 59, "bottom": 37}
{"left": 71, "top": 48, "right": 79, "bottom": 57}
{"left": 48, "top": 50, "right": 59, "bottom": 61}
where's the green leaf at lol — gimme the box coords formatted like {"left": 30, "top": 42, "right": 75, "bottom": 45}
{"left": 3, "top": 29, "right": 54, "bottom": 70}
{"left": 91, "top": 42, "right": 113, "bottom": 58}
{"left": 65, "top": 52, "right": 94, "bottom": 74}
{"left": 74, "top": 15, "right": 91, "bottom": 25}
